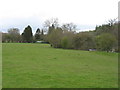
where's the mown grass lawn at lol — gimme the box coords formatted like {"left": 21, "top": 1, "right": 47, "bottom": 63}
{"left": 2, "top": 43, "right": 118, "bottom": 88}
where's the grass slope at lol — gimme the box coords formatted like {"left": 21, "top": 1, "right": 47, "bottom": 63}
{"left": 2, "top": 43, "right": 118, "bottom": 88}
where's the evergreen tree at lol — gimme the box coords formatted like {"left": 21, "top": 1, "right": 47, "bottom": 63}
{"left": 35, "top": 28, "right": 41, "bottom": 41}
{"left": 22, "top": 25, "right": 33, "bottom": 43}
{"left": 41, "top": 29, "right": 44, "bottom": 35}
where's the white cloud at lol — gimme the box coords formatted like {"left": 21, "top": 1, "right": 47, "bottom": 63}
{"left": 0, "top": 0, "right": 119, "bottom": 32}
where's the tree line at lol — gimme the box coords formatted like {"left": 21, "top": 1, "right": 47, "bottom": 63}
{"left": 2, "top": 18, "right": 119, "bottom": 52}
{"left": 2, "top": 25, "right": 44, "bottom": 43}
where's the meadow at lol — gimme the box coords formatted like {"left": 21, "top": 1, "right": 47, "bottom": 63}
{"left": 2, "top": 43, "right": 118, "bottom": 88}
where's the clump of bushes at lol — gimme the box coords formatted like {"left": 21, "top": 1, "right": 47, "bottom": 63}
{"left": 46, "top": 22, "right": 118, "bottom": 52}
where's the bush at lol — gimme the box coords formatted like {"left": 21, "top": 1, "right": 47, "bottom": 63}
{"left": 73, "top": 32, "right": 95, "bottom": 50}
{"left": 48, "top": 28, "right": 63, "bottom": 48}
{"left": 61, "top": 31, "right": 75, "bottom": 49}
{"left": 61, "top": 37, "right": 69, "bottom": 49}
{"left": 95, "top": 33, "right": 117, "bottom": 52}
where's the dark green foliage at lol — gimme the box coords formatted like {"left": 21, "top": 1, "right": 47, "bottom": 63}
{"left": 35, "top": 28, "right": 41, "bottom": 41}
{"left": 46, "top": 19, "right": 118, "bottom": 52}
{"left": 22, "top": 25, "right": 33, "bottom": 43}
{"left": 95, "top": 24, "right": 111, "bottom": 35}
{"left": 95, "top": 33, "right": 117, "bottom": 52}
{"left": 95, "top": 23, "right": 118, "bottom": 39}
{"left": 34, "top": 28, "right": 44, "bottom": 41}
{"left": 73, "top": 32, "right": 95, "bottom": 50}
{"left": 73, "top": 34, "right": 81, "bottom": 49}
{"left": 95, "top": 22, "right": 118, "bottom": 52}
{"left": 2, "top": 18, "right": 118, "bottom": 52}
{"left": 41, "top": 29, "right": 44, "bottom": 40}
{"left": 41, "top": 29, "right": 44, "bottom": 35}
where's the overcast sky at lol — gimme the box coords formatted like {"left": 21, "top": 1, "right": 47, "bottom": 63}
{"left": 0, "top": 0, "right": 119, "bottom": 33}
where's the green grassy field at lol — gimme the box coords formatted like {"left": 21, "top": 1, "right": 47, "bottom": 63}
{"left": 2, "top": 43, "right": 118, "bottom": 88}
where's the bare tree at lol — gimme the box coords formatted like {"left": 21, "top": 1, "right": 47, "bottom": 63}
{"left": 44, "top": 18, "right": 59, "bottom": 28}
{"left": 62, "top": 23, "right": 76, "bottom": 32}
{"left": 8, "top": 28, "right": 20, "bottom": 42}
{"left": 106, "top": 18, "right": 118, "bottom": 26}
